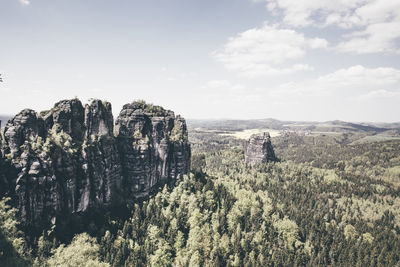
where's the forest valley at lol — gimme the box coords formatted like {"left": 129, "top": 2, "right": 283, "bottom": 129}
{"left": 1, "top": 126, "right": 400, "bottom": 267}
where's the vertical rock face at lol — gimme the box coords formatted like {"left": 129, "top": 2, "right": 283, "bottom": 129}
{"left": 0, "top": 121, "right": 10, "bottom": 197}
{"left": 84, "top": 100, "right": 114, "bottom": 137}
{"left": 244, "top": 132, "right": 277, "bottom": 165}
{"left": 41, "top": 99, "right": 85, "bottom": 141}
{"left": 3, "top": 109, "right": 45, "bottom": 156}
{"left": 79, "top": 100, "right": 123, "bottom": 212}
{"left": 115, "top": 102, "right": 190, "bottom": 197}
{"left": 0, "top": 99, "right": 190, "bottom": 231}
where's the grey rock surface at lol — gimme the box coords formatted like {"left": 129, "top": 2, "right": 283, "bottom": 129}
{"left": 115, "top": 102, "right": 190, "bottom": 197}
{"left": 244, "top": 132, "right": 277, "bottom": 165}
{"left": 0, "top": 99, "right": 191, "bottom": 231}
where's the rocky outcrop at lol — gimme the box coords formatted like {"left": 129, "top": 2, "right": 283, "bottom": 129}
{"left": 244, "top": 132, "right": 277, "bottom": 165}
{"left": 115, "top": 102, "right": 190, "bottom": 197}
{"left": 0, "top": 123, "right": 9, "bottom": 197}
{"left": 0, "top": 99, "right": 190, "bottom": 232}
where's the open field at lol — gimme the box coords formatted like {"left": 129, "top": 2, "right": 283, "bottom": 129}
{"left": 309, "top": 131, "right": 343, "bottom": 136}
{"left": 350, "top": 134, "right": 400, "bottom": 144}
{"left": 219, "top": 128, "right": 281, "bottom": 139}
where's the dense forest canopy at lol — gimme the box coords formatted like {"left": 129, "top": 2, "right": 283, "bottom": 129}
{"left": 1, "top": 122, "right": 400, "bottom": 266}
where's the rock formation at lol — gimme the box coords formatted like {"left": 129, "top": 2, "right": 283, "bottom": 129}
{"left": 0, "top": 99, "right": 190, "bottom": 232}
{"left": 244, "top": 132, "right": 277, "bottom": 165}
{"left": 115, "top": 101, "right": 190, "bottom": 197}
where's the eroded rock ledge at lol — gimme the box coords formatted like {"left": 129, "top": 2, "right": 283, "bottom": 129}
{"left": 0, "top": 99, "right": 190, "bottom": 231}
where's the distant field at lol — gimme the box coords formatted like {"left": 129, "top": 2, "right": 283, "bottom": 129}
{"left": 219, "top": 128, "right": 281, "bottom": 139}
{"left": 282, "top": 124, "right": 310, "bottom": 127}
{"left": 310, "top": 131, "right": 343, "bottom": 136}
{"left": 350, "top": 134, "right": 400, "bottom": 144}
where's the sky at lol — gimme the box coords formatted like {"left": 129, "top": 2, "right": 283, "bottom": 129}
{"left": 0, "top": 0, "right": 399, "bottom": 122}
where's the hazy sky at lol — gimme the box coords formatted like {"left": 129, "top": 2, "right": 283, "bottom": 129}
{"left": 1, "top": 0, "right": 399, "bottom": 122}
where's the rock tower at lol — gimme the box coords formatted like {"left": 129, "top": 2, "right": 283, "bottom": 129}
{"left": 0, "top": 99, "right": 191, "bottom": 231}
{"left": 244, "top": 132, "right": 277, "bottom": 165}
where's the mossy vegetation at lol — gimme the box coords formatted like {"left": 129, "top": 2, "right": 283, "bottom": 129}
{"left": 1, "top": 128, "right": 6, "bottom": 142}
{"left": 45, "top": 233, "right": 109, "bottom": 267}
{"left": 101, "top": 100, "right": 110, "bottom": 110}
{"left": 132, "top": 129, "right": 142, "bottom": 139}
{"left": 27, "top": 128, "right": 79, "bottom": 155}
{"left": 169, "top": 123, "right": 188, "bottom": 143}
{"left": 47, "top": 128, "right": 77, "bottom": 154}
{"left": 39, "top": 110, "right": 51, "bottom": 118}
{"left": 0, "top": 198, "right": 31, "bottom": 266}
{"left": 29, "top": 135, "right": 45, "bottom": 154}
{"left": 132, "top": 100, "right": 167, "bottom": 116}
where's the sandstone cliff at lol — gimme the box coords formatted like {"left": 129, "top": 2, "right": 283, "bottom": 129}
{"left": 244, "top": 132, "right": 277, "bottom": 165}
{"left": 115, "top": 101, "right": 190, "bottom": 197}
{"left": 0, "top": 99, "right": 190, "bottom": 232}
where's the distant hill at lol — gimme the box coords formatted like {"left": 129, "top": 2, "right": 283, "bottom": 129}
{"left": 187, "top": 118, "right": 290, "bottom": 131}
{"left": 188, "top": 118, "right": 400, "bottom": 133}
{"left": 361, "top": 122, "right": 400, "bottom": 129}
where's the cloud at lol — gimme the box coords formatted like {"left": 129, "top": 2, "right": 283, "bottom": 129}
{"left": 337, "top": 21, "right": 400, "bottom": 54}
{"left": 269, "top": 65, "right": 400, "bottom": 100}
{"left": 19, "top": 0, "right": 30, "bottom": 5}
{"left": 257, "top": 0, "right": 400, "bottom": 54}
{"left": 194, "top": 66, "right": 400, "bottom": 121}
{"left": 213, "top": 23, "right": 327, "bottom": 77}
{"left": 254, "top": 65, "right": 400, "bottom": 121}
{"left": 262, "top": 0, "right": 398, "bottom": 28}
{"left": 360, "top": 89, "right": 400, "bottom": 100}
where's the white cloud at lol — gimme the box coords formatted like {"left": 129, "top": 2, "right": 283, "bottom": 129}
{"left": 258, "top": 0, "right": 400, "bottom": 54}
{"left": 337, "top": 21, "right": 400, "bottom": 54}
{"left": 19, "top": 0, "right": 30, "bottom": 5}
{"left": 269, "top": 65, "right": 400, "bottom": 99}
{"left": 360, "top": 89, "right": 400, "bottom": 100}
{"left": 256, "top": 65, "right": 400, "bottom": 121}
{"left": 352, "top": 0, "right": 400, "bottom": 26}
{"left": 194, "top": 66, "right": 400, "bottom": 121}
{"left": 308, "top": 38, "right": 329, "bottom": 49}
{"left": 262, "top": 0, "right": 396, "bottom": 28}
{"left": 213, "top": 23, "right": 327, "bottom": 77}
